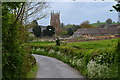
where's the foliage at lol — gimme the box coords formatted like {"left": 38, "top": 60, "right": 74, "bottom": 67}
{"left": 2, "top": 2, "right": 36, "bottom": 79}
{"left": 105, "top": 18, "right": 112, "bottom": 24}
{"left": 31, "top": 20, "right": 38, "bottom": 28}
{"left": 97, "top": 20, "right": 100, "bottom": 24}
{"left": 24, "top": 2, "right": 49, "bottom": 24}
{"left": 115, "top": 39, "right": 120, "bottom": 78}
{"left": 32, "top": 26, "right": 41, "bottom": 37}
{"left": 43, "top": 26, "right": 55, "bottom": 36}
{"left": 26, "top": 63, "right": 38, "bottom": 78}
{"left": 113, "top": 2, "right": 120, "bottom": 12}
{"left": 30, "top": 38, "right": 120, "bottom": 78}
{"left": 80, "top": 24, "right": 95, "bottom": 28}
{"left": 30, "top": 20, "right": 41, "bottom": 37}
{"left": 81, "top": 21, "right": 90, "bottom": 24}
{"left": 60, "top": 30, "right": 67, "bottom": 36}
{"left": 67, "top": 28, "right": 74, "bottom": 36}
{"left": 65, "top": 24, "right": 80, "bottom": 36}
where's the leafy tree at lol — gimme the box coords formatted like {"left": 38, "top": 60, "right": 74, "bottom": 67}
{"left": 46, "top": 26, "right": 55, "bottom": 36}
{"left": 31, "top": 20, "right": 38, "bottom": 28}
{"left": 60, "top": 30, "right": 67, "bottom": 36}
{"left": 31, "top": 20, "right": 41, "bottom": 37}
{"left": 112, "top": 2, "right": 120, "bottom": 77}
{"left": 106, "top": 18, "right": 112, "bottom": 24}
{"left": 67, "top": 28, "right": 74, "bottom": 36}
{"left": 80, "top": 21, "right": 95, "bottom": 28}
{"left": 32, "top": 26, "right": 41, "bottom": 37}
{"left": 111, "top": 1, "right": 120, "bottom": 23}
{"left": 2, "top": 2, "right": 25, "bottom": 79}
{"left": 80, "top": 24, "right": 95, "bottom": 28}
{"left": 43, "top": 26, "right": 55, "bottom": 36}
{"left": 97, "top": 20, "right": 100, "bottom": 24}
{"left": 43, "top": 29, "right": 47, "bottom": 36}
{"left": 82, "top": 21, "right": 90, "bottom": 24}
{"left": 2, "top": 2, "right": 43, "bottom": 79}
{"left": 115, "top": 39, "right": 120, "bottom": 78}
{"left": 113, "top": 1, "right": 120, "bottom": 12}
{"left": 60, "top": 23, "right": 64, "bottom": 29}
{"left": 2, "top": 1, "right": 49, "bottom": 78}
{"left": 64, "top": 24, "right": 80, "bottom": 36}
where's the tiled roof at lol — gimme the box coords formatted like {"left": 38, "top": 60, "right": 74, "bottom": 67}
{"left": 73, "top": 27, "right": 120, "bottom": 36}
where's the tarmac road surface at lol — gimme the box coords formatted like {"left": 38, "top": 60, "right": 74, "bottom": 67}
{"left": 33, "top": 54, "right": 85, "bottom": 78}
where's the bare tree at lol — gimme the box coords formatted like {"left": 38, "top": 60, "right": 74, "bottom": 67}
{"left": 12, "top": 1, "right": 49, "bottom": 25}
{"left": 23, "top": 1, "right": 49, "bottom": 25}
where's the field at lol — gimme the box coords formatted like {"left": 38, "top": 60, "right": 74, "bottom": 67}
{"left": 30, "top": 38, "right": 120, "bottom": 78}
{"left": 30, "top": 38, "right": 118, "bottom": 51}
{"left": 91, "top": 22, "right": 118, "bottom": 27}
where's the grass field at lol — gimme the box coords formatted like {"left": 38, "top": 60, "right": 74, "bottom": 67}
{"left": 67, "top": 38, "right": 118, "bottom": 50}
{"left": 91, "top": 22, "right": 118, "bottom": 27}
{"left": 30, "top": 38, "right": 118, "bottom": 51}
{"left": 30, "top": 38, "right": 119, "bottom": 78}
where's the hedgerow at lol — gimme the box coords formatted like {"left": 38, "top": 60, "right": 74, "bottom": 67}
{"left": 31, "top": 38, "right": 119, "bottom": 78}
{"left": 2, "top": 3, "right": 36, "bottom": 79}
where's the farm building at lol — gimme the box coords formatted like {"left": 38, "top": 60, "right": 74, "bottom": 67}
{"left": 72, "top": 25, "right": 120, "bottom": 38}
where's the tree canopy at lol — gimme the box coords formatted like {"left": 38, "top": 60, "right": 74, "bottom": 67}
{"left": 106, "top": 18, "right": 112, "bottom": 24}
{"left": 113, "top": 1, "right": 120, "bottom": 12}
{"left": 2, "top": 1, "right": 48, "bottom": 79}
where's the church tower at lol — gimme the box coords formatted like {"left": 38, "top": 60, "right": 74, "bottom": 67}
{"left": 50, "top": 11, "right": 60, "bottom": 35}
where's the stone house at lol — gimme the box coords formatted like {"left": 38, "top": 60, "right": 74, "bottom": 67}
{"left": 72, "top": 25, "right": 120, "bottom": 38}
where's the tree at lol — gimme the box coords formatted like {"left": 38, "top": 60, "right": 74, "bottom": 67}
{"left": 31, "top": 20, "right": 41, "bottom": 37}
{"left": 80, "top": 24, "right": 95, "bottom": 28}
{"left": 43, "top": 26, "right": 55, "bottom": 36}
{"left": 60, "top": 23, "right": 64, "bottom": 29}
{"left": 32, "top": 25, "right": 41, "bottom": 37}
{"left": 106, "top": 18, "right": 112, "bottom": 24}
{"left": 23, "top": 2, "right": 49, "bottom": 25}
{"left": 81, "top": 21, "right": 90, "bottom": 24}
{"left": 97, "top": 20, "right": 100, "bottom": 24}
{"left": 112, "top": 1, "right": 120, "bottom": 77}
{"left": 2, "top": 1, "right": 49, "bottom": 78}
{"left": 46, "top": 26, "right": 55, "bottom": 36}
{"left": 67, "top": 28, "right": 74, "bottom": 36}
{"left": 113, "top": 1, "right": 120, "bottom": 12}
{"left": 31, "top": 20, "right": 38, "bottom": 28}
{"left": 63, "top": 24, "right": 80, "bottom": 36}
{"left": 2, "top": 2, "right": 35, "bottom": 79}
{"left": 112, "top": 1, "right": 120, "bottom": 23}
{"left": 60, "top": 30, "right": 67, "bottom": 36}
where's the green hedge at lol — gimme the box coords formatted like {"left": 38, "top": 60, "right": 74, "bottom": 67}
{"left": 30, "top": 39, "right": 119, "bottom": 78}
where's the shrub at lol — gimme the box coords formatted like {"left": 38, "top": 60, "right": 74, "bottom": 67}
{"left": 31, "top": 38, "right": 119, "bottom": 78}
{"left": 2, "top": 3, "right": 36, "bottom": 79}
{"left": 106, "top": 18, "right": 112, "bottom": 24}
{"left": 32, "top": 26, "right": 41, "bottom": 37}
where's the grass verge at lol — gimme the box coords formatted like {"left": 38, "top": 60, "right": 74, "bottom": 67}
{"left": 26, "top": 63, "right": 38, "bottom": 78}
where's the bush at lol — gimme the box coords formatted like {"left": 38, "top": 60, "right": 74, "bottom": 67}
{"left": 106, "top": 18, "right": 112, "bottom": 24}
{"left": 2, "top": 3, "right": 36, "bottom": 79}
{"left": 32, "top": 26, "right": 41, "bottom": 37}
{"left": 31, "top": 39, "right": 119, "bottom": 78}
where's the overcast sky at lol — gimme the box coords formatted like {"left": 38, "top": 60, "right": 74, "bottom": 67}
{"left": 37, "top": 1, "right": 118, "bottom": 26}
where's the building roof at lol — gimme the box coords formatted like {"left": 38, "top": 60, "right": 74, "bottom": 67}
{"left": 73, "top": 26, "right": 120, "bottom": 36}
